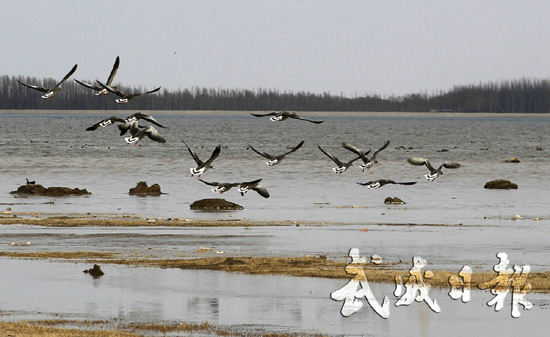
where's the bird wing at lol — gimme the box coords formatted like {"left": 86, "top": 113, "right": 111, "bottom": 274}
{"left": 142, "top": 126, "right": 165, "bottom": 143}
{"left": 248, "top": 144, "right": 273, "bottom": 160}
{"left": 357, "top": 181, "right": 375, "bottom": 186}
{"left": 318, "top": 146, "right": 343, "bottom": 166}
{"left": 250, "top": 112, "right": 277, "bottom": 117}
{"left": 396, "top": 181, "right": 417, "bottom": 185}
{"left": 55, "top": 64, "right": 78, "bottom": 87}
{"left": 16, "top": 80, "right": 49, "bottom": 93}
{"left": 281, "top": 140, "right": 305, "bottom": 156}
{"left": 289, "top": 113, "right": 324, "bottom": 124}
{"left": 442, "top": 162, "right": 461, "bottom": 169}
{"left": 342, "top": 143, "right": 370, "bottom": 162}
{"left": 136, "top": 87, "right": 161, "bottom": 96}
{"left": 407, "top": 157, "right": 434, "bottom": 171}
{"left": 129, "top": 112, "right": 166, "bottom": 128}
{"left": 86, "top": 116, "right": 124, "bottom": 131}
{"left": 370, "top": 140, "right": 391, "bottom": 161}
{"left": 96, "top": 80, "right": 124, "bottom": 97}
{"left": 74, "top": 79, "right": 101, "bottom": 91}
{"left": 181, "top": 140, "right": 203, "bottom": 166}
{"left": 105, "top": 56, "right": 120, "bottom": 85}
{"left": 252, "top": 185, "right": 270, "bottom": 198}
{"left": 204, "top": 145, "right": 221, "bottom": 166}
{"left": 129, "top": 121, "right": 141, "bottom": 137}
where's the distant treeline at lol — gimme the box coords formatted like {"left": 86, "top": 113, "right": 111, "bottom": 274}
{"left": 1, "top": 74, "right": 550, "bottom": 113}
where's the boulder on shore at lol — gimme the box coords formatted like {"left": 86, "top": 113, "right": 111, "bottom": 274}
{"left": 190, "top": 198, "right": 244, "bottom": 211}
{"left": 129, "top": 181, "right": 162, "bottom": 195}
{"left": 10, "top": 184, "right": 90, "bottom": 197}
{"left": 484, "top": 179, "right": 518, "bottom": 189}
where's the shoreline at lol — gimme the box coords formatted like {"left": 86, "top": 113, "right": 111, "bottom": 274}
{"left": 1, "top": 109, "right": 550, "bottom": 118}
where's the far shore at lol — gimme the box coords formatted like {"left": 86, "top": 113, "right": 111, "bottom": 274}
{"left": 1, "top": 109, "right": 550, "bottom": 118}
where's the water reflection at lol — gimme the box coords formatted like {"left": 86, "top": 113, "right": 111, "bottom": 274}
{"left": 0, "top": 259, "right": 548, "bottom": 336}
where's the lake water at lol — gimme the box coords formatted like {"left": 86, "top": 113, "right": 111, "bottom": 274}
{"left": 0, "top": 112, "right": 549, "bottom": 335}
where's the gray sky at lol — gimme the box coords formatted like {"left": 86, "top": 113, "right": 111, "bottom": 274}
{"left": 2, "top": 1, "right": 549, "bottom": 97}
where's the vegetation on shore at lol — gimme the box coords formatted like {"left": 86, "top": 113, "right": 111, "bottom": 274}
{"left": 2, "top": 74, "right": 550, "bottom": 113}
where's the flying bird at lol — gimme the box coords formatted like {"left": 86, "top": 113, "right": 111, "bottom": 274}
{"left": 96, "top": 80, "right": 161, "bottom": 104}
{"left": 182, "top": 140, "right": 221, "bottom": 179}
{"left": 74, "top": 56, "right": 120, "bottom": 95}
{"left": 318, "top": 145, "right": 362, "bottom": 174}
{"left": 86, "top": 112, "right": 165, "bottom": 135}
{"left": 125, "top": 121, "right": 166, "bottom": 145}
{"left": 357, "top": 179, "right": 417, "bottom": 189}
{"left": 17, "top": 64, "right": 78, "bottom": 99}
{"left": 198, "top": 179, "right": 239, "bottom": 194}
{"left": 407, "top": 157, "right": 461, "bottom": 182}
{"left": 238, "top": 179, "right": 270, "bottom": 198}
{"left": 343, "top": 140, "right": 391, "bottom": 172}
{"left": 247, "top": 140, "right": 304, "bottom": 166}
{"left": 250, "top": 111, "right": 324, "bottom": 124}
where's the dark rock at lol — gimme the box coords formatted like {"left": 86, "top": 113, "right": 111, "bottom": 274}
{"left": 504, "top": 157, "right": 520, "bottom": 163}
{"left": 384, "top": 197, "right": 405, "bottom": 204}
{"left": 10, "top": 184, "right": 90, "bottom": 197}
{"left": 83, "top": 264, "right": 104, "bottom": 278}
{"left": 190, "top": 198, "right": 243, "bottom": 211}
{"left": 129, "top": 181, "right": 162, "bottom": 195}
{"left": 484, "top": 179, "right": 518, "bottom": 189}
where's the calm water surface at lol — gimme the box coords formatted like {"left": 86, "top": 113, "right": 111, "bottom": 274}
{"left": 0, "top": 112, "right": 549, "bottom": 334}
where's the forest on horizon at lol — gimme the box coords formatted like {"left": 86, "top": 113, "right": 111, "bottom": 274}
{"left": 1, "top": 74, "right": 549, "bottom": 113}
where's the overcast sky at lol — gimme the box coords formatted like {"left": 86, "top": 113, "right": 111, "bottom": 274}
{"left": 2, "top": 1, "right": 549, "bottom": 97}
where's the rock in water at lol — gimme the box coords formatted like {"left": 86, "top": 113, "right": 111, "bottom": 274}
{"left": 484, "top": 179, "right": 518, "bottom": 189}
{"left": 190, "top": 198, "right": 244, "bottom": 210}
{"left": 83, "top": 264, "right": 105, "bottom": 277}
{"left": 384, "top": 197, "right": 405, "bottom": 204}
{"left": 10, "top": 184, "right": 90, "bottom": 197}
{"left": 129, "top": 181, "right": 162, "bottom": 195}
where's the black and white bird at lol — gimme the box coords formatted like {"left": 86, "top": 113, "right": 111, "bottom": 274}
{"left": 17, "top": 64, "right": 78, "bottom": 99}
{"left": 343, "top": 140, "right": 390, "bottom": 172}
{"left": 318, "top": 145, "right": 362, "bottom": 174}
{"left": 407, "top": 157, "right": 461, "bottom": 182}
{"left": 357, "top": 179, "right": 417, "bottom": 189}
{"left": 125, "top": 121, "right": 166, "bottom": 145}
{"left": 250, "top": 111, "right": 324, "bottom": 124}
{"left": 96, "top": 80, "right": 161, "bottom": 104}
{"left": 87, "top": 112, "right": 166, "bottom": 135}
{"left": 238, "top": 179, "right": 270, "bottom": 198}
{"left": 74, "top": 56, "right": 120, "bottom": 95}
{"left": 182, "top": 140, "right": 221, "bottom": 179}
{"left": 247, "top": 141, "right": 304, "bottom": 166}
{"left": 198, "top": 179, "right": 239, "bottom": 194}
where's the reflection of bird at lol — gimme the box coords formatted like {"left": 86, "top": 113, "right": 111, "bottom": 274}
{"left": 343, "top": 140, "right": 390, "bottom": 172}
{"left": 198, "top": 179, "right": 239, "bottom": 194}
{"left": 357, "top": 179, "right": 417, "bottom": 189}
{"left": 74, "top": 56, "right": 120, "bottom": 95}
{"left": 407, "top": 157, "right": 461, "bottom": 182}
{"left": 247, "top": 141, "right": 304, "bottom": 166}
{"left": 250, "top": 111, "right": 324, "bottom": 124}
{"left": 87, "top": 112, "right": 165, "bottom": 135}
{"left": 125, "top": 121, "right": 166, "bottom": 145}
{"left": 238, "top": 179, "right": 270, "bottom": 198}
{"left": 318, "top": 145, "right": 361, "bottom": 174}
{"left": 17, "top": 64, "right": 78, "bottom": 99}
{"left": 182, "top": 140, "right": 221, "bottom": 179}
{"left": 96, "top": 80, "right": 161, "bottom": 104}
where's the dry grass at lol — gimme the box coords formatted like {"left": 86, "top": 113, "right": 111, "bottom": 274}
{"left": 0, "top": 320, "right": 330, "bottom": 337}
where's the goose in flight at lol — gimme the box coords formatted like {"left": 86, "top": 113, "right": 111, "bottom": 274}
{"left": 318, "top": 145, "right": 361, "bottom": 174}
{"left": 86, "top": 112, "right": 165, "bottom": 135}
{"left": 198, "top": 179, "right": 239, "bottom": 194}
{"left": 357, "top": 179, "right": 417, "bottom": 189}
{"left": 407, "top": 157, "right": 461, "bottom": 182}
{"left": 124, "top": 121, "right": 166, "bottom": 145}
{"left": 96, "top": 80, "right": 161, "bottom": 104}
{"left": 182, "top": 140, "right": 221, "bottom": 179}
{"left": 17, "top": 64, "right": 78, "bottom": 99}
{"left": 343, "top": 140, "right": 390, "bottom": 172}
{"left": 247, "top": 140, "right": 304, "bottom": 166}
{"left": 250, "top": 111, "right": 324, "bottom": 124}
{"left": 74, "top": 56, "right": 120, "bottom": 95}
{"left": 237, "top": 179, "right": 270, "bottom": 198}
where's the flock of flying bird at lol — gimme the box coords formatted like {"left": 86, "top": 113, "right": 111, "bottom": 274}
{"left": 18, "top": 57, "right": 462, "bottom": 199}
